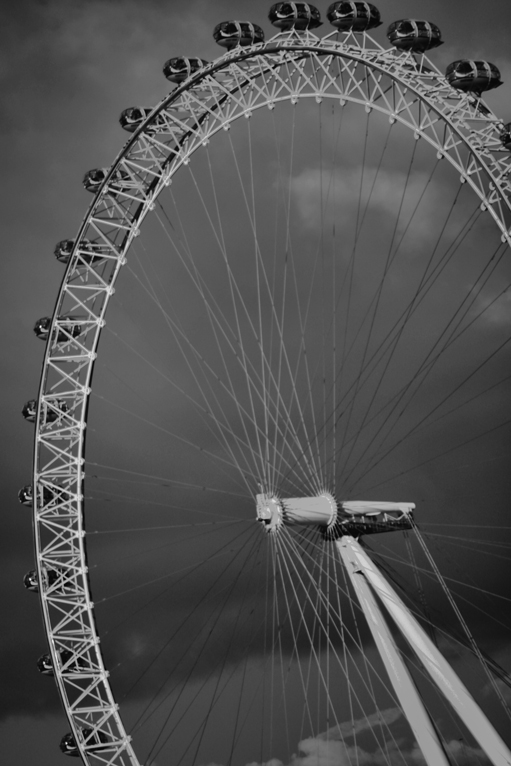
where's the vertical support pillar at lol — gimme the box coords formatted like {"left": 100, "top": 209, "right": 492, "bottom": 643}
{"left": 337, "top": 536, "right": 511, "bottom": 766}
{"left": 338, "top": 538, "right": 450, "bottom": 766}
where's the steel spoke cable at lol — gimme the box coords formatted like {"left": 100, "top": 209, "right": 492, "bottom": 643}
{"left": 88, "top": 519, "right": 249, "bottom": 535}
{"left": 132, "top": 526, "right": 264, "bottom": 736}
{"left": 182, "top": 154, "right": 275, "bottom": 484}
{"left": 198, "top": 141, "right": 319, "bottom": 494}
{"left": 275, "top": 530, "right": 347, "bottom": 752}
{"left": 130, "top": 237, "right": 265, "bottom": 489}
{"left": 87, "top": 462, "right": 248, "bottom": 498}
{"left": 370, "top": 546, "right": 511, "bottom": 605}
{"left": 120, "top": 254, "right": 266, "bottom": 486}
{"left": 217, "top": 132, "right": 269, "bottom": 485}
{"left": 325, "top": 197, "right": 482, "bottom": 456}
{"left": 338, "top": 138, "right": 419, "bottom": 475}
{"left": 274, "top": 531, "right": 318, "bottom": 737}
{"left": 89, "top": 521, "right": 247, "bottom": 572}
{"left": 103, "top": 273, "right": 310, "bottom": 494}
{"left": 269, "top": 105, "right": 324, "bottom": 492}
{"left": 279, "top": 185, "right": 482, "bottom": 494}
{"left": 336, "top": 109, "right": 372, "bottom": 462}
{"left": 247, "top": 116, "right": 272, "bottom": 489}
{"left": 282, "top": 530, "right": 395, "bottom": 710}
{"left": 281, "top": 529, "right": 403, "bottom": 763}
{"left": 419, "top": 533, "right": 511, "bottom": 558}
{"left": 346, "top": 240, "right": 509, "bottom": 487}
{"left": 282, "top": 102, "right": 325, "bottom": 483}
{"left": 336, "top": 548, "right": 398, "bottom": 766}
{"left": 273, "top": 535, "right": 292, "bottom": 755}
{"left": 338, "top": 160, "right": 453, "bottom": 475}
{"left": 343, "top": 265, "right": 511, "bottom": 489}
{"left": 347, "top": 343, "right": 511, "bottom": 495}
{"left": 101, "top": 300, "right": 259, "bottom": 489}
{"left": 92, "top": 387, "right": 258, "bottom": 485}
{"left": 411, "top": 524, "right": 511, "bottom": 719}
{"left": 371, "top": 544, "right": 511, "bottom": 641}
{"left": 88, "top": 488, "right": 248, "bottom": 516}
{"left": 225, "top": 120, "right": 323, "bottom": 491}
{"left": 149, "top": 528, "right": 265, "bottom": 765}
{"left": 96, "top": 521, "right": 255, "bottom": 609}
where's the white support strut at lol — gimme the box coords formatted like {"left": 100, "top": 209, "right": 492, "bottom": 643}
{"left": 337, "top": 536, "right": 511, "bottom": 766}
{"left": 338, "top": 539, "right": 450, "bottom": 766}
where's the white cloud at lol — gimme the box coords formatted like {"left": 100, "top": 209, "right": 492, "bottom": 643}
{"left": 482, "top": 676, "right": 511, "bottom": 704}
{"left": 201, "top": 706, "right": 491, "bottom": 766}
{"left": 288, "top": 165, "right": 445, "bottom": 256}
{"left": 475, "top": 289, "right": 511, "bottom": 327}
{"left": 316, "top": 706, "right": 402, "bottom": 741}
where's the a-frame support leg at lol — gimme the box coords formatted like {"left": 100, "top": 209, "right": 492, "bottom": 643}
{"left": 337, "top": 536, "right": 511, "bottom": 766}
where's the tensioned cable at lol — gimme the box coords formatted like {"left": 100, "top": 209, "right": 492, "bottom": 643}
{"left": 184, "top": 145, "right": 319, "bottom": 494}
{"left": 148, "top": 528, "right": 266, "bottom": 765}
{"left": 354, "top": 416, "right": 511, "bottom": 496}
{"left": 225, "top": 116, "right": 323, "bottom": 491}
{"left": 129, "top": 239, "right": 265, "bottom": 490}
{"left": 87, "top": 461, "right": 248, "bottom": 497}
{"left": 279, "top": 176, "right": 482, "bottom": 493}
{"left": 325, "top": 198, "right": 483, "bottom": 466}
{"left": 337, "top": 135, "right": 419, "bottom": 474}
{"left": 339, "top": 157, "right": 452, "bottom": 476}
{"left": 95, "top": 521, "right": 255, "bottom": 608}
{"left": 412, "top": 523, "right": 511, "bottom": 720}
{"left": 87, "top": 488, "right": 248, "bottom": 517}
{"left": 143, "top": 531, "right": 265, "bottom": 762}
{"left": 131, "top": 525, "right": 263, "bottom": 735}
{"left": 279, "top": 528, "right": 407, "bottom": 762}
{"left": 153, "top": 182, "right": 310, "bottom": 495}
{"left": 348, "top": 240, "right": 509, "bottom": 488}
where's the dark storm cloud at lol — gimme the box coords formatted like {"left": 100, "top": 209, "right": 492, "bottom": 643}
{"left": 3, "top": 2, "right": 511, "bottom": 765}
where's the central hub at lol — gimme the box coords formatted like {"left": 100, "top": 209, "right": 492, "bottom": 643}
{"left": 256, "top": 495, "right": 415, "bottom": 537}
{"left": 256, "top": 492, "right": 337, "bottom": 532}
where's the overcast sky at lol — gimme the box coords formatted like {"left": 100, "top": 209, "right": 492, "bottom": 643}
{"left": 2, "top": 1, "right": 511, "bottom": 764}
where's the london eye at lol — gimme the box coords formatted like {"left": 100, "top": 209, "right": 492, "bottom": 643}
{"left": 21, "top": 3, "right": 511, "bottom": 765}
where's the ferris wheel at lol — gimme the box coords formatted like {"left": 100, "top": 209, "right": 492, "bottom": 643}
{"left": 21, "top": 2, "right": 511, "bottom": 765}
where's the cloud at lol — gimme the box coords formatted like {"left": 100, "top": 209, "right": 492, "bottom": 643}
{"left": 474, "top": 289, "right": 511, "bottom": 327}
{"left": 203, "top": 706, "right": 491, "bottom": 766}
{"left": 482, "top": 677, "right": 511, "bottom": 704}
{"left": 288, "top": 165, "right": 446, "bottom": 257}
{"left": 316, "top": 706, "right": 402, "bottom": 741}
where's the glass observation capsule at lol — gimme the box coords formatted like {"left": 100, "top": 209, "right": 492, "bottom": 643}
{"left": 500, "top": 122, "right": 511, "bottom": 150}
{"left": 119, "top": 106, "right": 155, "bottom": 132}
{"left": 33, "top": 316, "right": 83, "bottom": 343}
{"left": 37, "top": 650, "right": 86, "bottom": 676}
{"left": 269, "top": 2, "right": 322, "bottom": 30}
{"left": 213, "top": 21, "right": 265, "bottom": 49}
{"left": 22, "top": 398, "right": 68, "bottom": 424}
{"left": 60, "top": 732, "right": 80, "bottom": 757}
{"left": 21, "top": 400, "right": 38, "bottom": 423}
{"left": 60, "top": 729, "right": 110, "bottom": 756}
{"left": 23, "top": 570, "right": 39, "bottom": 592}
{"left": 163, "top": 57, "right": 209, "bottom": 83}
{"left": 18, "top": 485, "right": 34, "bottom": 505}
{"left": 446, "top": 60, "right": 503, "bottom": 93}
{"left": 387, "top": 19, "right": 443, "bottom": 52}
{"left": 54, "top": 238, "right": 107, "bottom": 265}
{"left": 18, "top": 484, "right": 54, "bottom": 506}
{"left": 326, "top": 1, "right": 381, "bottom": 31}
{"left": 37, "top": 653, "right": 55, "bottom": 675}
{"left": 83, "top": 167, "right": 131, "bottom": 194}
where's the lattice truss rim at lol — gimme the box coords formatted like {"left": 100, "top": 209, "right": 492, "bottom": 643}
{"left": 30, "top": 26, "right": 511, "bottom": 766}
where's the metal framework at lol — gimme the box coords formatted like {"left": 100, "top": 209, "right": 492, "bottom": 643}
{"left": 28, "top": 22, "right": 511, "bottom": 766}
